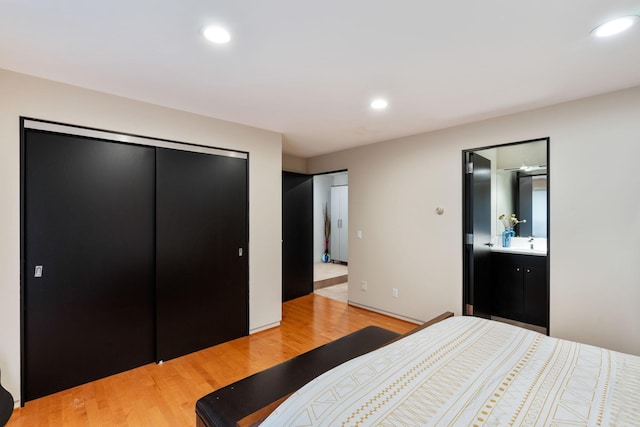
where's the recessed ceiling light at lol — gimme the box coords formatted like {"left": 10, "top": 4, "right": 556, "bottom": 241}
{"left": 370, "top": 99, "right": 388, "bottom": 110}
{"left": 203, "top": 26, "right": 231, "bottom": 44}
{"left": 592, "top": 15, "right": 639, "bottom": 37}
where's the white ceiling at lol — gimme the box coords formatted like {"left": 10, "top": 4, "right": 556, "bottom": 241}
{"left": 1, "top": 1, "right": 639, "bottom": 158}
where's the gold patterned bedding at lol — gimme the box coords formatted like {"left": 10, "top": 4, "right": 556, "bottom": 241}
{"left": 261, "top": 316, "right": 640, "bottom": 426}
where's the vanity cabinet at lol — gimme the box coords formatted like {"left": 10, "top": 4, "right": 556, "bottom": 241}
{"left": 492, "top": 253, "right": 547, "bottom": 327}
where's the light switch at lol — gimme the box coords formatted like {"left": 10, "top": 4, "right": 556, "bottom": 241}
{"left": 34, "top": 265, "right": 43, "bottom": 278}
{"left": 356, "top": 230, "right": 363, "bottom": 239}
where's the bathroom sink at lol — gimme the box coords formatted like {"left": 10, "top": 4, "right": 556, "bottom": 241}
{"left": 491, "top": 246, "right": 547, "bottom": 256}
{"left": 490, "top": 237, "right": 547, "bottom": 256}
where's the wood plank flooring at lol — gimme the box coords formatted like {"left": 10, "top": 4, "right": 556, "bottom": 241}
{"left": 7, "top": 294, "right": 416, "bottom": 426}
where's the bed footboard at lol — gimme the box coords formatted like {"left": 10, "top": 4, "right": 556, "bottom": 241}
{"left": 195, "top": 326, "right": 401, "bottom": 427}
{"left": 195, "top": 311, "right": 454, "bottom": 427}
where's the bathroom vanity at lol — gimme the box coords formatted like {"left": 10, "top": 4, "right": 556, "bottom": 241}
{"left": 491, "top": 238, "right": 547, "bottom": 328}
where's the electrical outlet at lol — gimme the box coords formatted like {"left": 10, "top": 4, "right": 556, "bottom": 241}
{"left": 361, "top": 281, "right": 368, "bottom": 291}
{"left": 392, "top": 288, "right": 398, "bottom": 298}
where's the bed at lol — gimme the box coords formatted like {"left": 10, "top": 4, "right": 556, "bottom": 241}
{"left": 197, "top": 314, "right": 640, "bottom": 426}
{"left": 196, "top": 313, "right": 640, "bottom": 427}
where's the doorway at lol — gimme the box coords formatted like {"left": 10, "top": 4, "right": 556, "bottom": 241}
{"left": 313, "top": 172, "right": 348, "bottom": 302}
{"left": 281, "top": 170, "right": 349, "bottom": 303}
{"left": 463, "top": 138, "right": 549, "bottom": 333}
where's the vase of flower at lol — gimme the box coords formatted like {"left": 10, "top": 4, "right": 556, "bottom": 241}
{"left": 322, "top": 203, "right": 331, "bottom": 263}
{"left": 502, "top": 228, "right": 515, "bottom": 247}
{"left": 499, "top": 214, "right": 525, "bottom": 248}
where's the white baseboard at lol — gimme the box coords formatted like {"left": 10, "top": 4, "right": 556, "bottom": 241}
{"left": 347, "top": 301, "right": 423, "bottom": 325}
{"left": 249, "top": 321, "right": 281, "bottom": 334}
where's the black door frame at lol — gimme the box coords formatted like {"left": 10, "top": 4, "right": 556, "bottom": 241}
{"left": 20, "top": 117, "right": 249, "bottom": 403}
{"left": 462, "top": 137, "right": 550, "bottom": 331}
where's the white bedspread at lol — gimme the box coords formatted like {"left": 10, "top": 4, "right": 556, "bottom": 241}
{"left": 261, "top": 316, "right": 640, "bottom": 426}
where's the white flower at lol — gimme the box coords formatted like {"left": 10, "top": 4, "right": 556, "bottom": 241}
{"left": 498, "top": 214, "right": 526, "bottom": 229}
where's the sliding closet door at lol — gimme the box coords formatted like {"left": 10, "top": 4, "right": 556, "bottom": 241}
{"left": 156, "top": 148, "right": 248, "bottom": 361}
{"left": 24, "top": 130, "right": 155, "bottom": 401}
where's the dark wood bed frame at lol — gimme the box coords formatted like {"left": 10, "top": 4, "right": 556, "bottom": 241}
{"left": 195, "top": 311, "right": 454, "bottom": 427}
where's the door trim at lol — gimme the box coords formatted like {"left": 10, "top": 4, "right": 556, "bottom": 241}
{"left": 23, "top": 118, "right": 248, "bottom": 159}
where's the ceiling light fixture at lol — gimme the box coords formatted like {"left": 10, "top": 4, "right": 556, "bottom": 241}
{"left": 370, "top": 99, "right": 388, "bottom": 110}
{"left": 592, "top": 15, "right": 639, "bottom": 37}
{"left": 203, "top": 26, "right": 231, "bottom": 44}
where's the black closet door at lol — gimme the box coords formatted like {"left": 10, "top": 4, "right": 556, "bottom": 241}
{"left": 24, "top": 130, "right": 155, "bottom": 401}
{"left": 156, "top": 148, "right": 248, "bottom": 361}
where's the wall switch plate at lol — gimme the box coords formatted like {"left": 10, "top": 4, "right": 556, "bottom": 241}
{"left": 34, "top": 265, "right": 43, "bottom": 278}
{"left": 356, "top": 230, "right": 362, "bottom": 239}
{"left": 392, "top": 288, "right": 398, "bottom": 298}
{"left": 361, "top": 281, "right": 367, "bottom": 291}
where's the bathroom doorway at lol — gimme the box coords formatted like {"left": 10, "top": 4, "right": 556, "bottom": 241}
{"left": 463, "top": 138, "right": 550, "bottom": 334}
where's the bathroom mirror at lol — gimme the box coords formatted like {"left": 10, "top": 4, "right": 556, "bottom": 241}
{"left": 475, "top": 139, "right": 547, "bottom": 238}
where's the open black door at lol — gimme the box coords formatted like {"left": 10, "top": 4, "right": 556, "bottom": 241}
{"left": 282, "top": 172, "right": 313, "bottom": 302}
{"left": 464, "top": 152, "right": 492, "bottom": 318}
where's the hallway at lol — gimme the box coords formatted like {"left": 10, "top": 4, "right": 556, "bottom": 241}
{"left": 313, "top": 262, "right": 348, "bottom": 302}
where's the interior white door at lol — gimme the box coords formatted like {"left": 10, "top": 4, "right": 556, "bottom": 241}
{"left": 330, "top": 185, "right": 348, "bottom": 262}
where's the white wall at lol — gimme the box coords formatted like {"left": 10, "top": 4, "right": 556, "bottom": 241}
{"left": 333, "top": 172, "right": 348, "bottom": 186}
{"left": 308, "top": 86, "right": 640, "bottom": 356}
{"left": 0, "top": 69, "right": 283, "bottom": 404}
{"left": 282, "top": 154, "right": 307, "bottom": 173}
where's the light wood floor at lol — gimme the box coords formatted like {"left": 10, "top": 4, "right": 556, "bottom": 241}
{"left": 7, "top": 294, "right": 416, "bottom": 426}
